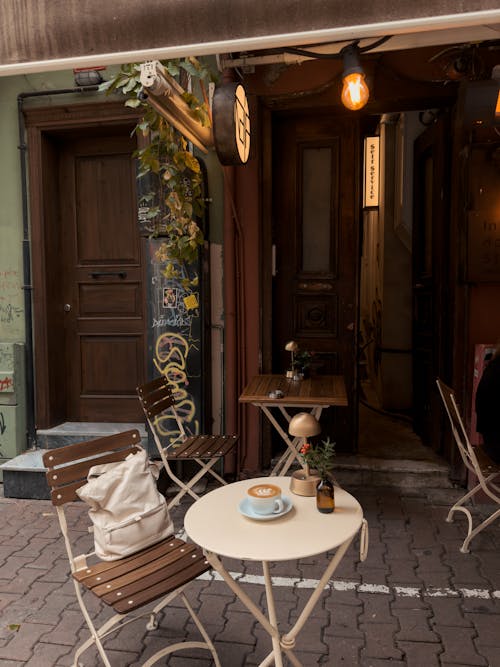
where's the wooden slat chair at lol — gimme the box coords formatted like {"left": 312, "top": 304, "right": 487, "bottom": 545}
{"left": 137, "top": 375, "right": 239, "bottom": 508}
{"left": 436, "top": 378, "right": 500, "bottom": 553}
{"left": 43, "top": 429, "right": 221, "bottom": 667}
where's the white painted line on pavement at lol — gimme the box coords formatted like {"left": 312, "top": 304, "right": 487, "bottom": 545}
{"left": 198, "top": 571, "right": 500, "bottom": 600}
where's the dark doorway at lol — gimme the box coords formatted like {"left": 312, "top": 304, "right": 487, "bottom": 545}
{"left": 412, "top": 112, "right": 451, "bottom": 452}
{"left": 271, "top": 112, "right": 360, "bottom": 453}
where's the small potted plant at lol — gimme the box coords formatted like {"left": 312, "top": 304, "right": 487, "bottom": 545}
{"left": 284, "top": 342, "right": 313, "bottom": 380}
{"left": 293, "top": 350, "right": 313, "bottom": 379}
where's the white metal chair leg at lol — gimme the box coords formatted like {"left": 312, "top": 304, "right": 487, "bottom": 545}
{"left": 162, "top": 456, "right": 226, "bottom": 508}
{"left": 181, "top": 593, "right": 221, "bottom": 667}
{"left": 461, "top": 506, "right": 500, "bottom": 553}
{"left": 436, "top": 378, "right": 500, "bottom": 552}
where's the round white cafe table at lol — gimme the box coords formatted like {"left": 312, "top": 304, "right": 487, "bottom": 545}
{"left": 184, "top": 477, "right": 366, "bottom": 667}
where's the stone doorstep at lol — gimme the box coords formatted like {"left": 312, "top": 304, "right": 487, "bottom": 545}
{"left": 0, "top": 449, "right": 51, "bottom": 499}
{"left": 332, "top": 455, "right": 453, "bottom": 489}
{"left": 36, "top": 421, "right": 148, "bottom": 448}
{"left": 1, "top": 422, "right": 150, "bottom": 500}
{"left": 1, "top": 421, "right": 454, "bottom": 499}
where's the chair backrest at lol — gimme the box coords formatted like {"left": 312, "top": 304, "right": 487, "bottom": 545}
{"left": 436, "top": 378, "right": 480, "bottom": 476}
{"left": 43, "top": 429, "right": 142, "bottom": 506}
{"left": 137, "top": 376, "right": 186, "bottom": 445}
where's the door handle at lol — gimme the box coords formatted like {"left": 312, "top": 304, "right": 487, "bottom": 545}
{"left": 90, "top": 271, "right": 127, "bottom": 279}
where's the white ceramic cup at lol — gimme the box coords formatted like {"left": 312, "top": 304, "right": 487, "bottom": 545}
{"left": 247, "top": 483, "right": 284, "bottom": 515}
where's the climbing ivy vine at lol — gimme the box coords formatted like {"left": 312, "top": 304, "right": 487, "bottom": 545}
{"left": 102, "top": 58, "right": 214, "bottom": 286}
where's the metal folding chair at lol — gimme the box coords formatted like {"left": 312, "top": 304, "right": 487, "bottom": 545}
{"left": 137, "top": 375, "right": 239, "bottom": 508}
{"left": 43, "top": 429, "right": 220, "bottom": 667}
{"left": 436, "top": 378, "right": 500, "bottom": 553}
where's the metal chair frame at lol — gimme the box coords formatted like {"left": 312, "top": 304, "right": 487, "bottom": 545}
{"left": 43, "top": 429, "right": 221, "bottom": 667}
{"left": 137, "top": 375, "right": 239, "bottom": 508}
{"left": 436, "top": 378, "right": 500, "bottom": 553}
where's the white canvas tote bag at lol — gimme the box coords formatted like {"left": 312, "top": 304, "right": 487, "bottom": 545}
{"left": 77, "top": 448, "right": 174, "bottom": 561}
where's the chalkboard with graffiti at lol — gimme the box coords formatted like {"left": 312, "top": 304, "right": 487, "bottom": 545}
{"left": 145, "top": 239, "right": 204, "bottom": 444}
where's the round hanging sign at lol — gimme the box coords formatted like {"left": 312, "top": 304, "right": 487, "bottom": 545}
{"left": 212, "top": 83, "right": 251, "bottom": 165}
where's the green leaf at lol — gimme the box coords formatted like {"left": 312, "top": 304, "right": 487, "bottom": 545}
{"left": 107, "top": 57, "right": 209, "bottom": 263}
{"left": 165, "top": 62, "right": 180, "bottom": 76}
{"left": 184, "top": 153, "right": 200, "bottom": 173}
{"left": 124, "top": 98, "right": 142, "bottom": 108}
{"left": 99, "top": 79, "right": 114, "bottom": 92}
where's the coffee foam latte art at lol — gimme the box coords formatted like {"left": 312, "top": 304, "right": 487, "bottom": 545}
{"left": 248, "top": 484, "right": 280, "bottom": 498}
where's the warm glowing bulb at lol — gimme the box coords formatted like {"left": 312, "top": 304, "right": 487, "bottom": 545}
{"left": 341, "top": 72, "right": 370, "bottom": 111}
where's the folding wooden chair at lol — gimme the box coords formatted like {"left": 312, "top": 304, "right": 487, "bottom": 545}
{"left": 43, "top": 429, "right": 220, "bottom": 667}
{"left": 137, "top": 375, "right": 239, "bottom": 508}
{"left": 436, "top": 378, "right": 500, "bottom": 553}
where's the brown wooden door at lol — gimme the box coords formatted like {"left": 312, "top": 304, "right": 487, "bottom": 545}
{"left": 272, "top": 113, "right": 359, "bottom": 453}
{"left": 59, "top": 134, "right": 145, "bottom": 422}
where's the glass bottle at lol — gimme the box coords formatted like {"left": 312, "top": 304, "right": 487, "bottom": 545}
{"left": 316, "top": 476, "right": 335, "bottom": 513}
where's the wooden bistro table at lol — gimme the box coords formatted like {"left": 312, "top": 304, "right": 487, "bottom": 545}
{"left": 184, "top": 476, "right": 367, "bottom": 667}
{"left": 239, "top": 374, "right": 348, "bottom": 475}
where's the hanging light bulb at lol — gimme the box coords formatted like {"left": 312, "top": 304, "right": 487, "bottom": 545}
{"left": 340, "top": 44, "right": 370, "bottom": 111}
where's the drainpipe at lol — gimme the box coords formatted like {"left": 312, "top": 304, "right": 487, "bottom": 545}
{"left": 17, "top": 85, "right": 99, "bottom": 448}
{"left": 223, "top": 163, "right": 238, "bottom": 470}
{"left": 220, "top": 63, "right": 240, "bottom": 473}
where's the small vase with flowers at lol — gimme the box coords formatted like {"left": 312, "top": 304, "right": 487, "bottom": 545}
{"left": 299, "top": 437, "right": 336, "bottom": 513}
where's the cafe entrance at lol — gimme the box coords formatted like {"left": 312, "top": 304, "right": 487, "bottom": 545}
{"left": 271, "top": 112, "right": 360, "bottom": 453}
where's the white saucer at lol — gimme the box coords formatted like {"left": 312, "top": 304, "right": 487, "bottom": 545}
{"left": 238, "top": 495, "right": 293, "bottom": 521}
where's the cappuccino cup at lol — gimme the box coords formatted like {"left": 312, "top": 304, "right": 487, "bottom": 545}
{"left": 247, "top": 483, "right": 284, "bottom": 515}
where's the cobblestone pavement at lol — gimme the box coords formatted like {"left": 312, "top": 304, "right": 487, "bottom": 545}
{"left": 1, "top": 482, "right": 499, "bottom": 667}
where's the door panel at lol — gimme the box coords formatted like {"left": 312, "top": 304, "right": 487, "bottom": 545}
{"left": 272, "top": 114, "right": 359, "bottom": 453}
{"left": 60, "top": 135, "right": 145, "bottom": 422}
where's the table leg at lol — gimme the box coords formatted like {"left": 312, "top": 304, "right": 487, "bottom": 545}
{"left": 280, "top": 535, "right": 354, "bottom": 649}
{"left": 204, "top": 551, "right": 299, "bottom": 666}
{"left": 260, "top": 406, "right": 302, "bottom": 476}
{"left": 203, "top": 529, "right": 358, "bottom": 666}
{"left": 262, "top": 561, "right": 284, "bottom": 667}
{"left": 203, "top": 551, "right": 278, "bottom": 638}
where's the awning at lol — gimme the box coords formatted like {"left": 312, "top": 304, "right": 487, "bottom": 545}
{"left": 2, "top": 0, "right": 500, "bottom": 76}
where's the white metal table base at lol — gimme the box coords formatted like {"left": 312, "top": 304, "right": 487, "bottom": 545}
{"left": 204, "top": 533, "right": 355, "bottom": 667}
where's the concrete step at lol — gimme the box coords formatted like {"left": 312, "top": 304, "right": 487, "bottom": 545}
{"left": 1, "top": 422, "right": 454, "bottom": 499}
{"left": 37, "top": 422, "right": 149, "bottom": 449}
{"left": 332, "top": 454, "right": 453, "bottom": 489}
{"left": 0, "top": 423, "right": 149, "bottom": 499}
{"left": 0, "top": 449, "right": 51, "bottom": 499}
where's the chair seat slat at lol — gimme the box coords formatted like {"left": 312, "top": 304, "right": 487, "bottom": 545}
{"left": 73, "top": 537, "right": 182, "bottom": 584}
{"left": 87, "top": 543, "right": 199, "bottom": 593}
{"left": 171, "top": 435, "right": 238, "bottom": 459}
{"left": 97, "top": 545, "right": 205, "bottom": 601}
{"left": 111, "top": 560, "right": 210, "bottom": 613}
